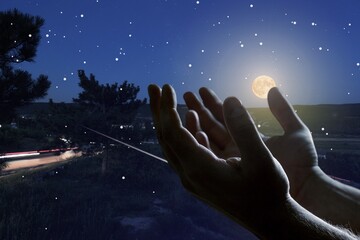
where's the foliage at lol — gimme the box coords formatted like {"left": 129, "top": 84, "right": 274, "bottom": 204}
{"left": 74, "top": 70, "right": 146, "bottom": 119}
{"left": 0, "top": 125, "right": 21, "bottom": 153}
{"left": 0, "top": 9, "right": 51, "bottom": 123}
{"left": 34, "top": 102, "right": 83, "bottom": 145}
{"left": 73, "top": 70, "right": 147, "bottom": 144}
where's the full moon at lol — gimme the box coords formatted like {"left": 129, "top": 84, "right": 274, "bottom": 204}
{"left": 252, "top": 75, "right": 276, "bottom": 99}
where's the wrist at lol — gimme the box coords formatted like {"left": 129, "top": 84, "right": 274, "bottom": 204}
{"left": 253, "top": 196, "right": 357, "bottom": 240}
{"left": 294, "top": 166, "right": 360, "bottom": 232}
{"left": 251, "top": 196, "right": 306, "bottom": 239}
{"left": 227, "top": 195, "right": 300, "bottom": 239}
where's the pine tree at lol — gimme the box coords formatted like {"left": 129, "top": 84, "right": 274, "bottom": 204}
{"left": 0, "top": 9, "right": 51, "bottom": 123}
{"left": 74, "top": 70, "right": 147, "bottom": 174}
{"left": 74, "top": 69, "right": 146, "bottom": 124}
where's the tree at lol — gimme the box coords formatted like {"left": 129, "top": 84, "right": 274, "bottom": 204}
{"left": 0, "top": 9, "right": 51, "bottom": 123}
{"left": 74, "top": 70, "right": 147, "bottom": 173}
{"left": 74, "top": 70, "right": 146, "bottom": 127}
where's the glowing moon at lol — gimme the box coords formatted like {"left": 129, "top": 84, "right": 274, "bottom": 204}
{"left": 252, "top": 75, "right": 276, "bottom": 99}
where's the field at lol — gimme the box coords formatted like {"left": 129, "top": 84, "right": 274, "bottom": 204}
{"left": 1, "top": 103, "right": 360, "bottom": 239}
{"left": 0, "top": 145, "right": 256, "bottom": 240}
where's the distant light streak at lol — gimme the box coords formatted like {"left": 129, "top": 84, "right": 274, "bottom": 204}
{"left": 82, "top": 126, "right": 168, "bottom": 164}
{"left": 0, "top": 152, "right": 40, "bottom": 159}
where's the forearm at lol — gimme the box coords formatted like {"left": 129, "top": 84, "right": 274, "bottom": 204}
{"left": 248, "top": 197, "right": 359, "bottom": 240}
{"left": 296, "top": 166, "right": 360, "bottom": 233}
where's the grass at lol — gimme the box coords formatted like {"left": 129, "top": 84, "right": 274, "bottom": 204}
{"left": 0, "top": 145, "right": 254, "bottom": 240}
{"left": 2, "top": 141, "right": 358, "bottom": 239}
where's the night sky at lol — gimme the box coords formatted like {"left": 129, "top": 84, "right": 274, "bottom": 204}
{"left": 2, "top": 0, "right": 360, "bottom": 107}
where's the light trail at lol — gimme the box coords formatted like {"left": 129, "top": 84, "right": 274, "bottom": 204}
{"left": 82, "top": 126, "right": 168, "bottom": 164}
{"left": 3, "top": 151, "right": 81, "bottom": 172}
{"left": 0, "top": 152, "right": 40, "bottom": 159}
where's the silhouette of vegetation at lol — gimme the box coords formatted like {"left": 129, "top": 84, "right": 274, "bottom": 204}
{"left": 73, "top": 70, "right": 147, "bottom": 172}
{"left": 74, "top": 70, "right": 146, "bottom": 132}
{"left": 0, "top": 125, "right": 22, "bottom": 155}
{"left": 75, "top": 70, "right": 146, "bottom": 116}
{"left": 0, "top": 9, "right": 51, "bottom": 123}
{"left": 0, "top": 70, "right": 149, "bottom": 164}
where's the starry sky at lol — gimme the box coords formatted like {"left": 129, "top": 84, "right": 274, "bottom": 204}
{"left": 2, "top": 0, "right": 360, "bottom": 107}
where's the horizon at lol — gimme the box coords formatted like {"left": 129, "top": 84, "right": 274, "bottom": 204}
{"left": 22, "top": 100, "right": 360, "bottom": 110}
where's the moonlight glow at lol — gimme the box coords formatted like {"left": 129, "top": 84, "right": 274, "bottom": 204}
{"left": 252, "top": 75, "right": 276, "bottom": 99}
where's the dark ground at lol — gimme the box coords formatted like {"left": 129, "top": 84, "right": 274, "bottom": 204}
{"left": 0, "top": 145, "right": 257, "bottom": 240}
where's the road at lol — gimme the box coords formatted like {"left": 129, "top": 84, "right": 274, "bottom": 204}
{"left": 2, "top": 151, "right": 81, "bottom": 172}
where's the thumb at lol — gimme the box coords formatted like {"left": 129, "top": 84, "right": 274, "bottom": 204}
{"left": 223, "top": 97, "right": 272, "bottom": 163}
{"left": 268, "top": 87, "right": 304, "bottom": 133}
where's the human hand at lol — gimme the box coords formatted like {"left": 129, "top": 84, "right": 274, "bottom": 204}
{"left": 184, "top": 87, "right": 319, "bottom": 201}
{"left": 183, "top": 87, "right": 240, "bottom": 159}
{"left": 148, "top": 84, "right": 291, "bottom": 236}
{"left": 265, "top": 88, "right": 318, "bottom": 199}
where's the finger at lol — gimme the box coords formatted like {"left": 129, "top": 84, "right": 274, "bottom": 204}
{"left": 259, "top": 132, "right": 270, "bottom": 142}
{"left": 268, "top": 87, "right": 305, "bottom": 133}
{"left": 161, "top": 101, "right": 229, "bottom": 191}
{"left": 183, "top": 91, "right": 229, "bottom": 149}
{"left": 160, "top": 85, "right": 216, "bottom": 166}
{"left": 148, "top": 84, "right": 183, "bottom": 172}
{"left": 199, "top": 87, "right": 225, "bottom": 124}
{"left": 195, "top": 131, "right": 211, "bottom": 149}
{"left": 161, "top": 87, "right": 237, "bottom": 194}
{"left": 223, "top": 97, "right": 271, "bottom": 163}
{"left": 160, "top": 85, "right": 188, "bottom": 143}
{"left": 185, "top": 111, "right": 211, "bottom": 149}
{"left": 185, "top": 110, "right": 201, "bottom": 136}
{"left": 264, "top": 136, "right": 282, "bottom": 155}
{"left": 148, "top": 84, "right": 162, "bottom": 137}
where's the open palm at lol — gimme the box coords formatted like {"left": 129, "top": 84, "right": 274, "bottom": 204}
{"left": 184, "top": 87, "right": 318, "bottom": 199}
{"left": 149, "top": 84, "right": 292, "bottom": 237}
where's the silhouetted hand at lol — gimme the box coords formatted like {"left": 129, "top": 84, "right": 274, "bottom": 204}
{"left": 148, "top": 84, "right": 291, "bottom": 237}
{"left": 264, "top": 88, "right": 318, "bottom": 199}
{"left": 148, "top": 84, "right": 360, "bottom": 239}
{"left": 183, "top": 87, "right": 360, "bottom": 232}
{"left": 183, "top": 87, "right": 318, "bottom": 200}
